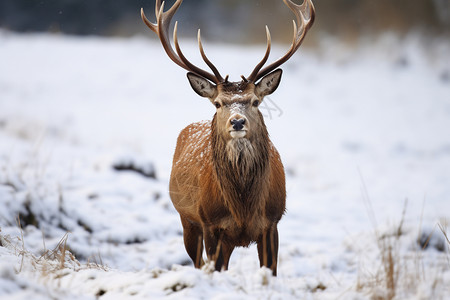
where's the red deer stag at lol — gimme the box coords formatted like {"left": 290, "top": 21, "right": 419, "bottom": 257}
{"left": 141, "top": 0, "right": 315, "bottom": 275}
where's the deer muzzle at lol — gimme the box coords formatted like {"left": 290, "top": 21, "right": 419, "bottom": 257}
{"left": 228, "top": 115, "right": 248, "bottom": 138}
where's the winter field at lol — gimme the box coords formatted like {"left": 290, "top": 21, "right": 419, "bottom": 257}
{"left": 1, "top": 30, "right": 450, "bottom": 299}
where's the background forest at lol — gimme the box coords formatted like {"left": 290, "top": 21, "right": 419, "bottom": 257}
{"left": 1, "top": 0, "right": 449, "bottom": 43}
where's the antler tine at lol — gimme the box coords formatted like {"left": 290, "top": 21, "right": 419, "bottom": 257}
{"left": 141, "top": 0, "right": 223, "bottom": 84}
{"left": 154, "top": 0, "right": 162, "bottom": 23}
{"left": 198, "top": 29, "right": 224, "bottom": 83}
{"left": 173, "top": 22, "right": 220, "bottom": 84}
{"left": 141, "top": 1, "right": 182, "bottom": 36}
{"left": 283, "top": 0, "right": 315, "bottom": 35}
{"left": 249, "top": 0, "right": 315, "bottom": 82}
{"left": 141, "top": 1, "right": 186, "bottom": 70}
{"left": 141, "top": 7, "right": 157, "bottom": 34}
{"left": 246, "top": 26, "right": 272, "bottom": 83}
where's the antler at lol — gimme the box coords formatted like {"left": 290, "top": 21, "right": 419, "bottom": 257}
{"left": 246, "top": 0, "right": 315, "bottom": 83}
{"left": 141, "top": 0, "right": 225, "bottom": 84}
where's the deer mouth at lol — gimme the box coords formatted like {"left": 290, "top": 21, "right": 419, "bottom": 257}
{"left": 229, "top": 130, "right": 247, "bottom": 138}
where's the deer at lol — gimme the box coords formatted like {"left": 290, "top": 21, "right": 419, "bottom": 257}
{"left": 141, "top": 0, "right": 315, "bottom": 276}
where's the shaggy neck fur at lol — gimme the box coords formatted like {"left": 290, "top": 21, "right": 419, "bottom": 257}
{"left": 211, "top": 113, "right": 270, "bottom": 227}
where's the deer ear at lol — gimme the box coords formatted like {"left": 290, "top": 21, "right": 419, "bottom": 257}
{"left": 187, "top": 72, "right": 216, "bottom": 98}
{"left": 255, "top": 69, "right": 283, "bottom": 97}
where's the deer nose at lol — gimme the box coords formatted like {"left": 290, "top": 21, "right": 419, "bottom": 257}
{"left": 231, "top": 118, "right": 245, "bottom": 131}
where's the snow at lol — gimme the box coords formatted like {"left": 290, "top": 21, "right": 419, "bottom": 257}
{"left": 1, "top": 30, "right": 450, "bottom": 299}
{"left": 229, "top": 102, "right": 246, "bottom": 115}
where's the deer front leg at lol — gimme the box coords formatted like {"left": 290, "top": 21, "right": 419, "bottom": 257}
{"left": 180, "top": 216, "right": 204, "bottom": 268}
{"left": 220, "top": 242, "right": 234, "bottom": 271}
{"left": 203, "top": 227, "right": 233, "bottom": 272}
{"left": 257, "top": 225, "right": 279, "bottom": 276}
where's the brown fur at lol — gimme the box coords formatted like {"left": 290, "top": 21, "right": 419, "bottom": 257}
{"left": 169, "top": 80, "right": 286, "bottom": 275}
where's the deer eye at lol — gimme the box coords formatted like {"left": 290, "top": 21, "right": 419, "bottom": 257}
{"left": 252, "top": 100, "right": 260, "bottom": 107}
{"left": 214, "top": 102, "right": 221, "bottom": 109}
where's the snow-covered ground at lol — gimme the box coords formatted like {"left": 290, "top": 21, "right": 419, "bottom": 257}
{"left": 1, "top": 30, "right": 450, "bottom": 299}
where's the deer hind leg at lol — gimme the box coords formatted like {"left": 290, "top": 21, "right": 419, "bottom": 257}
{"left": 180, "top": 216, "right": 204, "bottom": 268}
{"left": 257, "top": 225, "right": 279, "bottom": 276}
{"left": 203, "top": 227, "right": 234, "bottom": 272}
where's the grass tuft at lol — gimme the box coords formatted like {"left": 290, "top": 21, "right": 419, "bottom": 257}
{"left": 1, "top": 221, "right": 107, "bottom": 282}
{"left": 357, "top": 173, "right": 450, "bottom": 299}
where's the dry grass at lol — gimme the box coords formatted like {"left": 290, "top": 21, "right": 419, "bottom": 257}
{"left": 438, "top": 221, "right": 450, "bottom": 268}
{"left": 355, "top": 204, "right": 405, "bottom": 300}
{"left": 0, "top": 218, "right": 107, "bottom": 283}
{"left": 438, "top": 222, "right": 450, "bottom": 250}
{"left": 357, "top": 171, "right": 450, "bottom": 299}
{"left": 355, "top": 216, "right": 450, "bottom": 300}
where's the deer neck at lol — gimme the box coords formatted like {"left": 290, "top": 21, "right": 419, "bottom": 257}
{"left": 211, "top": 114, "right": 270, "bottom": 226}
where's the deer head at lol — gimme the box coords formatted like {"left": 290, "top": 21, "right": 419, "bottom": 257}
{"left": 141, "top": 0, "right": 315, "bottom": 142}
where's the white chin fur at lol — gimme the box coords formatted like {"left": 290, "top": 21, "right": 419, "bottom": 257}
{"left": 230, "top": 130, "right": 247, "bottom": 138}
